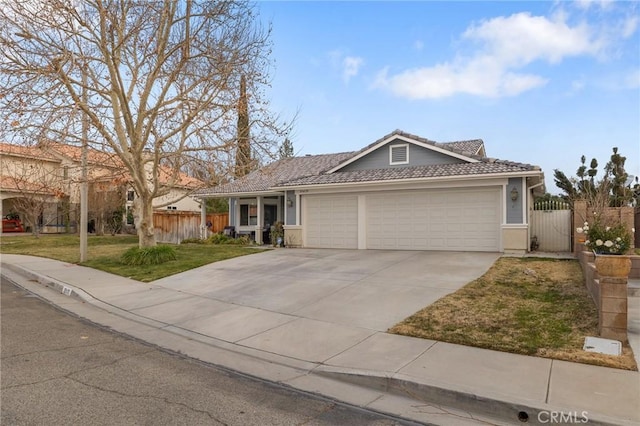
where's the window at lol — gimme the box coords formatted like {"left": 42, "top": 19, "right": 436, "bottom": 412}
{"left": 240, "top": 204, "right": 258, "bottom": 226}
{"left": 63, "top": 166, "right": 69, "bottom": 179}
{"left": 127, "top": 191, "right": 135, "bottom": 201}
{"left": 389, "top": 144, "right": 409, "bottom": 165}
{"left": 126, "top": 206, "right": 134, "bottom": 225}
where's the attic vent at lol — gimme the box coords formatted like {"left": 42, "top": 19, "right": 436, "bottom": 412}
{"left": 389, "top": 144, "right": 409, "bottom": 165}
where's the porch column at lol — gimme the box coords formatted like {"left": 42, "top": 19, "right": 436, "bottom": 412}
{"left": 255, "top": 196, "right": 263, "bottom": 244}
{"left": 200, "top": 201, "right": 207, "bottom": 239}
{"left": 295, "top": 193, "right": 300, "bottom": 225}
{"left": 283, "top": 195, "right": 287, "bottom": 225}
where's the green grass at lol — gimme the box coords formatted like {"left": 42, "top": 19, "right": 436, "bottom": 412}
{"left": 389, "top": 257, "right": 637, "bottom": 370}
{"left": 0, "top": 234, "right": 262, "bottom": 282}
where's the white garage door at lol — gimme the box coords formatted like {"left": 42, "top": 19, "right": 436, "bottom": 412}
{"left": 366, "top": 188, "right": 500, "bottom": 251}
{"left": 304, "top": 194, "right": 358, "bottom": 249}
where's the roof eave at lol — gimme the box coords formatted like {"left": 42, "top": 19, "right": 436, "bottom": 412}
{"left": 274, "top": 170, "right": 544, "bottom": 191}
{"left": 196, "top": 189, "right": 286, "bottom": 199}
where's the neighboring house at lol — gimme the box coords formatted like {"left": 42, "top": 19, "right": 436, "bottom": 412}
{"left": 0, "top": 143, "right": 67, "bottom": 232}
{"left": 0, "top": 141, "right": 203, "bottom": 233}
{"left": 196, "top": 130, "right": 545, "bottom": 254}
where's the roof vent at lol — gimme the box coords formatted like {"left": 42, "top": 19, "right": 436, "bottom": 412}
{"left": 389, "top": 144, "right": 409, "bottom": 165}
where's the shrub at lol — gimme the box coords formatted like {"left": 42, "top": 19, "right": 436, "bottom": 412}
{"left": 181, "top": 238, "right": 205, "bottom": 244}
{"left": 207, "top": 233, "right": 252, "bottom": 245}
{"left": 577, "top": 220, "right": 633, "bottom": 255}
{"left": 208, "top": 233, "right": 231, "bottom": 244}
{"left": 270, "top": 221, "right": 284, "bottom": 247}
{"left": 121, "top": 245, "right": 177, "bottom": 265}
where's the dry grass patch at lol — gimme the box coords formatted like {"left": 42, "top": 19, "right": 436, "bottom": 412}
{"left": 389, "top": 257, "right": 637, "bottom": 371}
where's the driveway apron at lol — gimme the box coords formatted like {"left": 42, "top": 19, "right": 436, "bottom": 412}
{"left": 146, "top": 249, "right": 499, "bottom": 362}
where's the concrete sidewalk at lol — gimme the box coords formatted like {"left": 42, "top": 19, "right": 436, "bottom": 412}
{"left": 1, "top": 252, "right": 638, "bottom": 426}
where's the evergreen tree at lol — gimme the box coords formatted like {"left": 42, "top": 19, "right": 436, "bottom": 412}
{"left": 278, "top": 138, "right": 294, "bottom": 159}
{"left": 606, "top": 147, "right": 630, "bottom": 207}
{"left": 554, "top": 147, "right": 633, "bottom": 207}
{"left": 235, "top": 75, "right": 252, "bottom": 178}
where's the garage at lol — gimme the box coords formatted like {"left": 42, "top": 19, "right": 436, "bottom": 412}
{"left": 304, "top": 194, "right": 358, "bottom": 249}
{"left": 366, "top": 188, "right": 501, "bottom": 252}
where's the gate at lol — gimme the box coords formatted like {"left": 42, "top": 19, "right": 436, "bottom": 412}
{"left": 635, "top": 207, "right": 640, "bottom": 248}
{"left": 530, "top": 201, "right": 572, "bottom": 252}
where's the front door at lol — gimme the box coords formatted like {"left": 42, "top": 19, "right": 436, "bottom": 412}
{"left": 264, "top": 204, "right": 277, "bottom": 228}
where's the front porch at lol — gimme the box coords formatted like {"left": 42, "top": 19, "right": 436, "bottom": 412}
{"left": 201, "top": 191, "right": 299, "bottom": 245}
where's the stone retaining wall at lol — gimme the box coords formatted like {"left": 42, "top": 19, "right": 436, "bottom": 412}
{"left": 577, "top": 250, "right": 635, "bottom": 342}
{"left": 631, "top": 255, "right": 640, "bottom": 279}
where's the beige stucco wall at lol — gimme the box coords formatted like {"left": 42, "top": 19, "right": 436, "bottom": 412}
{"left": 152, "top": 187, "right": 201, "bottom": 212}
{"left": 283, "top": 226, "right": 302, "bottom": 247}
{"left": 502, "top": 226, "right": 528, "bottom": 254}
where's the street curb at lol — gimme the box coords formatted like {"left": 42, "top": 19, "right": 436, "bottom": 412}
{"left": 313, "top": 367, "right": 636, "bottom": 426}
{"left": 2, "top": 262, "right": 637, "bottom": 426}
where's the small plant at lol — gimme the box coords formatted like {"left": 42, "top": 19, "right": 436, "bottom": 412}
{"left": 121, "top": 245, "right": 177, "bottom": 265}
{"left": 270, "top": 221, "right": 284, "bottom": 247}
{"left": 576, "top": 220, "right": 633, "bottom": 255}
{"left": 208, "top": 233, "right": 231, "bottom": 244}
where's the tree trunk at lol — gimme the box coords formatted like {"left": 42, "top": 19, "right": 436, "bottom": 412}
{"left": 134, "top": 197, "right": 156, "bottom": 248}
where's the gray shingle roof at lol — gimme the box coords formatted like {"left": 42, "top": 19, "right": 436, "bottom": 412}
{"left": 354, "top": 129, "right": 485, "bottom": 159}
{"left": 440, "top": 139, "right": 484, "bottom": 157}
{"left": 195, "top": 152, "right": 355, "bottom": 195}
{"left": 196, "top": 130, "right": 541, "bottom": 196}
{"left": 275, "top": 160, "right": 540, "bottom": 187}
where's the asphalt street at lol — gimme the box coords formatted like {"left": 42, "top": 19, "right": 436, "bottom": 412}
{"left": 0, "top": 276, "right": 418, "bottom": 426}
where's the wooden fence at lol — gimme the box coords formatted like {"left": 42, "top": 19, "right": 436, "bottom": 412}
{"left": 153, "top": 211, "right": 229, "bottom": 244}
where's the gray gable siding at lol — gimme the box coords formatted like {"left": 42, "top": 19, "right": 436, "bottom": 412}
{"left": 339, "top": 140, "right": 465, "bottom": 172}
{"left": 506, "top": 177, "right": 523, "bottom": 224}
{"left": 285, "top": 190, "right": 296, "bottom": 225}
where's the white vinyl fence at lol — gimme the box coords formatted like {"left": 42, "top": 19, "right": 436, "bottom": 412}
{"left": 530, "top": 201, "right": 572, "bottom": 252}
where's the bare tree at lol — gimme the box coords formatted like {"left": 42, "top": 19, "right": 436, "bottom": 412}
{"left": 1, "top": 1, "right": 290, "bottom": 247}
{"left": 2, "top": 163, "right": 68, "bottom": 238}
{"left": 88, "top": 181, "right": 125, "bottom": 236}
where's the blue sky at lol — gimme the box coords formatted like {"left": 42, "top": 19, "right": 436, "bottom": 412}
{"left": 258, "top": 1, "right": 639, "bottom": 194}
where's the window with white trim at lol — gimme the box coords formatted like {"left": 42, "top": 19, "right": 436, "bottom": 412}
{"left": 389, "top": 144, "right": 409, "bottom": 165}
{"left": 240, "top": 204, "right": 258, "bottom": 226}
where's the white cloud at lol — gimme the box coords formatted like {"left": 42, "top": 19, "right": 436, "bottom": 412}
{"left": 342, "top": 56, "right": 364, "bottom": 83}
{"left": 462, "top": 12, "right": 603, "bottom": 65}
{"left": 373, "top": 11, "right": 607, "bottom": 99}
{"left": 570, "top": 78, "right": 586, "bottom": 93}
{"left": 328, "top": 50, "right": 364, "bottom": 84}
{"left": 373, "top": 60, "right": 547, "bottom": 99}
{"left": 622, "top": 15, "right": 639, "bottom": 38}
{"left": 623, "top": 69, "right": 640, "bottom": 89}
{"left": 574, "top": 0, "right": 614, "bottom": 11}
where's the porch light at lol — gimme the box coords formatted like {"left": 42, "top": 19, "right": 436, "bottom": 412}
{"left": 510, "top": 186, "right": 519, "bottom": 202}
{"left": 286, "top": 197, "right": 293, "bottom": 207}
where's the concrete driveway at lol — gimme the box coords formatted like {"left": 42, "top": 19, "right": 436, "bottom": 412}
{"left": 151, "top": 249, "right": 500, "bottom": 333}
{"left": 3, "top": 249, "right": 500, "bottom": 364}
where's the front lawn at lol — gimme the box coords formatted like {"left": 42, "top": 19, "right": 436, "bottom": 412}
{"left": 0, "top": 234, "right": 262, "bottom": 282}
{"left": 389, "top": 257, "right": 637, "bottom": 371}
